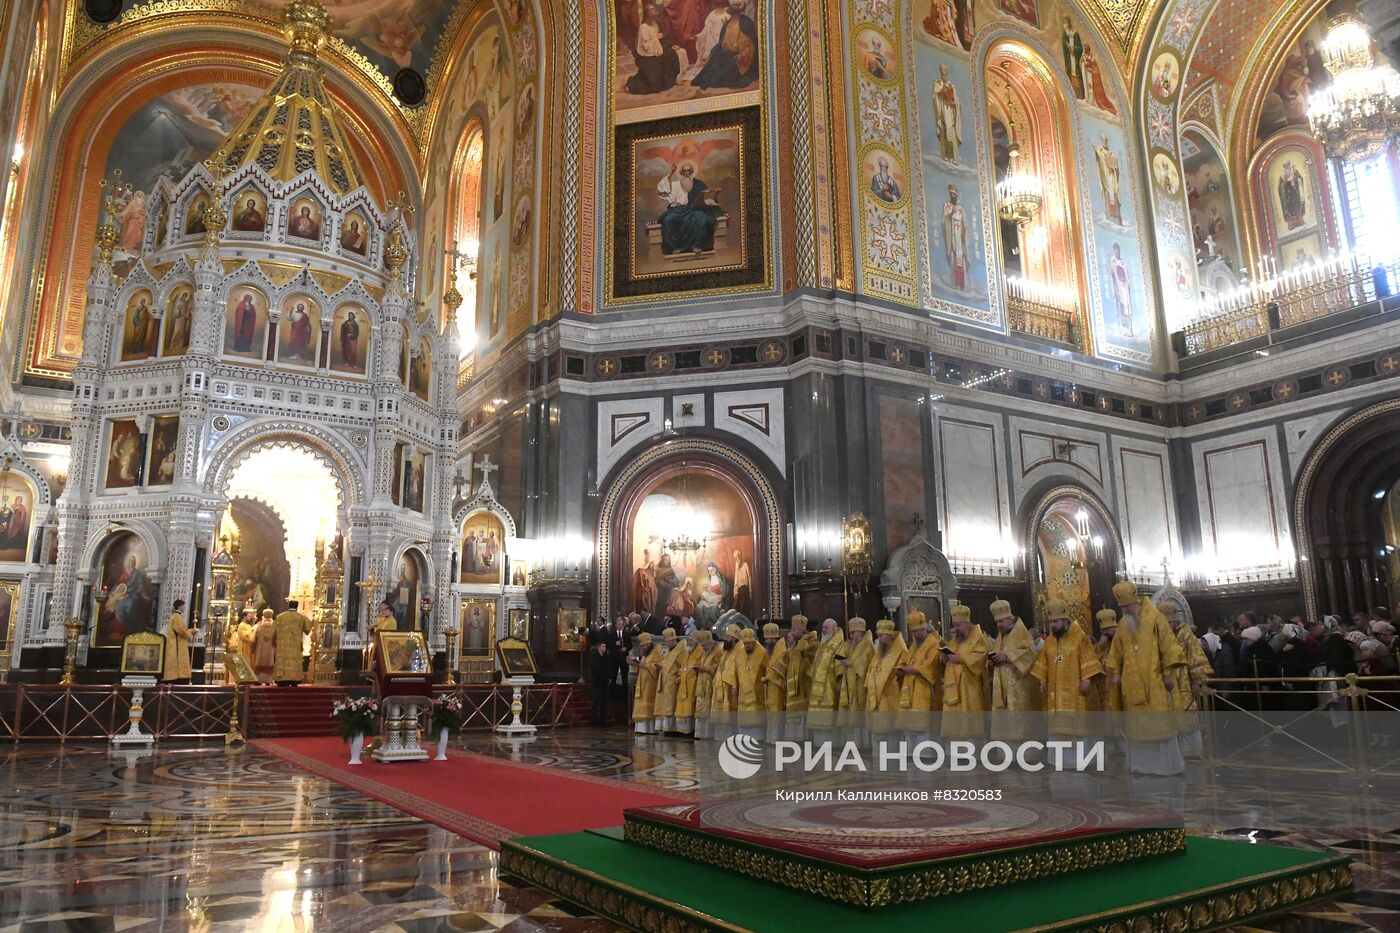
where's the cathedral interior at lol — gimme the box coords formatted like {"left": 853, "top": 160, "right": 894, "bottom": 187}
{"left": 0, "top": 0, "right": 1397, "bottom": 929}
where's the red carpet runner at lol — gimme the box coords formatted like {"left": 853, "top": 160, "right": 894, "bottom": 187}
{"left": 254, "top": 736, "right": 693, "bottom": 849}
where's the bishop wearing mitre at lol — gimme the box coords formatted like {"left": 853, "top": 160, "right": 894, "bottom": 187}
{"left": 990, "top": 599, "right": 1040, "bottom": 740}
{"left": 1161, "top": 601, "right": 1211, "bottom": 758}
{"left": 690, "top": 631, "right": 718, "bottom": 739}
{"left": 672, "top": 631, "right": 705, "bottom": 736}
{"left": 1104, "top": 581, "right": 1187, "bottom": 775}
{"left": 629, "top": 633, "right": 661, "bottom": 735}
{"left": 807, "top": 618, "right": 846, "bottom": 736}
{"left": 839, "top": 618, "right": 875, "bottom": 743}
{"left": 653, "top": 628, "right": 685, "bottom": 734}
{"left": 1093, "top": 608, "right": 1121, "bottom": 711}
{"left": 762, "top": 622, "right": 788, "bottom": 743}
{"left": 783, "top": 615, "right": 820, "bottom": 738}
{"left": 897, "top": 611, "right": 945, "bottom": 738}
{"left": 707, "top": 622, "right": 741, "bottom": 742}
{"left": 724, "top": 627, "right": 769, "bottom": 739}
{"left": 941, "top": 605, "right": 989, "bottom": 740}
{"left": 1032, "top": 599, "right": 1104, "bottom": 746}
{"left": 866, "top": 619, "right": 909, "bottom": 740}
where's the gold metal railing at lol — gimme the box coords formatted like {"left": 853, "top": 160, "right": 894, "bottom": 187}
{"left": 1008, "top": 294, "right": 1077, "bottom": 347}
{"left": 1182, "top": 263, "right": 1374, "bottom": 355}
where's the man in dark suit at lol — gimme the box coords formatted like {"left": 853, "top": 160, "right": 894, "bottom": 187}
{"left": 640, "top": 610, "right": 664, "bottom": 637}
{"left": 587, "top": 640, "right": 615, "bottom": 726}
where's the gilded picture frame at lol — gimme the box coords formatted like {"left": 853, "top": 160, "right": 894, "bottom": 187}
{"left": 557, "top": 607, "right": 587, "bottom": 652}
{"left": 120, "top": 631, "right": 165, "bottom": 676}
{"left": 496, "top": 636, "right": 538, "bottom": 677}
{"left": 377, "top": 630, "right": 430, "bottom": 675}
{"left": 460, "top": 598, "right": 496, "bottom": 659}
{"left": 508, "top": 607, "right": 529, "bottom": 641}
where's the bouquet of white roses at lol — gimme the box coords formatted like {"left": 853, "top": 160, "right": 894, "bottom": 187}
{"left": 430, "top": 694, "right": 464, "bottom": 732}
{"left": 331, "top": 696, "right": 379, "bottom": 740}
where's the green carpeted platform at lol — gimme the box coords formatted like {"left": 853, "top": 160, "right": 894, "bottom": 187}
{"left": 500, "top": 831, "right": 1350, "bottom": 933}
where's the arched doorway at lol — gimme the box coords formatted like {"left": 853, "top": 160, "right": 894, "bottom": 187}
{"left": 1025, "top": 486, "right": 1122, "bottom": 632}
{"left": 1296, "top": 402, "right": 1400, "bottom": 619}
{"left": 597, "top": 439, "right": 783, "bottom": 625}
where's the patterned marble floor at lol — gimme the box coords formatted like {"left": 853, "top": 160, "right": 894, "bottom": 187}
{"left": 0, "top": 729, "right": 1396, "bottom": 932}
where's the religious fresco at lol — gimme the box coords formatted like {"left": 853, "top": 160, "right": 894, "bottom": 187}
{"left": 231, "top": 188, "right": 269, "bottom": 233}
{"left": 409, "top": 339, "right": 431, "bottom": 400}
{"left": 119, "top": 290, "right": 159, "bottom": 362}
{"left": 277, "top": 296, "right": 321, "bottom": 367}
{"left": 612, "top": 0, "right": 762, "bottom": 124}
{"left": 1253, "top": 135, "right": 1333, "bottom": 268}
{"left": 330, "top": 305, "right": 368, "bottom": 375}
{"left": 146, "top": 416, "right": 179, "bottom": 487}
{"left": 460, "top": 512, "right": 505, "bottom": 585}
{"left": 1082, "top": 114, "right": 1132, "bottom": 231}
{"left": 227, "top": 497, "right": 291, "bottom": 616}
{"left": 1181, "top": 131, "right": 1240, "bottom": 268}
{"left": 388, "top": 549, "right": 425, "bottom": 631}
{"left": 401, "top": 448, "right": 428, "bottom": 512}
{"left": 287, "top": 197, "right": 326, "bottom": 241}
{"left": 104, "top": 420, "right": 143, "bottom": 490}
{"left": 340, "top": 210, "right": 370, "bottom": 255}
{"left": 1094, "top": 230, "right": 1150, "bottom": 356}
{"left": 920, "top": 0, "right": 975, "bottom": 51}
{"left": 93, "top": 532, "right": 155, "bottom": 647}
{"left": 612, "top": 107, "right": 765, "bottom": 300}
{"left": 628, "top": 470, "right": 756, "bottom": 623}
{"left": 224, "top": 286, "right": 269, "bottom": 360}
{"left": 1255, "top": 18, "right": 1328, "bottom": 145}
{"left": 0, "top": 473, "right": 35, "bottom": 564}
{"left": 461, "top": 597, "right": 495, "bottom": 654}
{"left": 102, "top": 84, "right": 262, "bottom": 277}
{"left": 266, "top": 0, "right": 457, "bottom": 81}
{"left": 161, "top": 286, "right": 194, "bottom": 357}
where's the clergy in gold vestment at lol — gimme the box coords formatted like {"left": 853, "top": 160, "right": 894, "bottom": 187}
{"left": 237, "top": 611, "right": 257, "bottom": 666}
{"left": 654, "top": 628, "right": 685, "bottom": 733}
{"left": 783, "top": 615, "right": 819, "bottom": 738}
{"left": 252, "top": 610, "right": 276, "bottom": 685}
{"left": 1031, "top": 599, "right": 1103, "bottom": 738}
{"left": 762, "top": 623, "right": 788, "bottom": 743}
{"left": 839, "top": 618, "right": 876, "bottom": 736}
{"left": 866, "top": 620, "right": 909, "bottom": 737}
{"left": 675, "top": 632, "right": 707, "bottom": 736}
{"left": 898, "top": 611, "right": 944, "bottom": 735}
{"left": 807, "top": 618, "right": 846, "bottom": 733}
{"left": 1093, "top": 608, "right": 1121, "bottom": 711}
{"left": 941, "top": 605, "right": 989, "bottom": 739}
{"left": 708, "top": 623, "right": 741, "bottom": 741}
{"left": 162, "top": 602, "right": 193, "bottom": 683}
{"left": 1105, "top": 581, "right": 1187, "bottom": 775}
{"left": 225, "top": 614, "right": 246, "bottom": 684}
{"left": 1162, "top": 601, "right": 1211, "bottom": 757}
{"left": 273, "top": 601, "right": 313, "bottom": 684}
{"left": 723, "top": 628, "right": 768, "bottom": 737}
{"left": 629, "top": 633, "right": 661, "bottom": 734}
{"left": 990, "top": 599, "right": 1041, "bottom": 740}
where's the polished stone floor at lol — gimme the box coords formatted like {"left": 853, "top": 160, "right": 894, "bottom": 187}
{"left": 0, "top": 729, "right": 1398, "bottom": 932}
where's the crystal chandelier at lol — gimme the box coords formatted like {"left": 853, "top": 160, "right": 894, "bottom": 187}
{"left": 1307, "top": 14, "right": 1400, "bottom": 163}
{"left": 996, "top": 141, "right": 1043, "bottom": 227}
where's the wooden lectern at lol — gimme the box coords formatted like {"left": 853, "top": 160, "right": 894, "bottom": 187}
{"left": 369, "top": 630, "right": 433, "bottom": 761}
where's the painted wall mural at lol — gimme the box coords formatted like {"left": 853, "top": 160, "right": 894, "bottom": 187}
{"left": 93, "top": 532, "right": 155, "bottom": 647}
{"left": 1181, "top": 130, "right": 1240, "bottom": 270}
{"left": 1250, "top": 132, "right": 1335, "bottom": 272}
{"left": 267, "top": 0, "right": 458, "bottom": 80}
{"left": 612, "top": 0, "right": 762, "bottom": 124}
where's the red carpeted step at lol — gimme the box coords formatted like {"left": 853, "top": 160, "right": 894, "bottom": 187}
{"left": 246, "top": 686, "right": 343, "bottom": 739}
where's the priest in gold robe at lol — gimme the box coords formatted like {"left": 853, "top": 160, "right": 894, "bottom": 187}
{"left": 941, "top": 605, "right": 989, "bottom": 740}
{"left": 990, "top": 599, "right": 1040, "bottom": 740}
{"left": 273, "top": 600, "right": 313, "bottom": 685}
{"left": 629, "top": 633, "right": 661, "bottom": 734}
{"left": 762, "top": 622, "right": 788, "bottom": 742}
{"left": 708, "top": 622, "right": 741, "bottom": 741}
{"left": 675, "top": 631, "right": 706, "bottom": 736}
{"left": 653, "top": 628, "right": 685, "bottom": 733}
{"left": 690, "top": 631, "right": 718, "bottom": 739}
{"left": 724, "top": 627, "right": 768, "bottom": 738}
{"left": 807, "top": 618, "right": 846, "bottom": 736}
{"left": 252, "top": 609, "right": 276, "bottom": 684}
{"left": 866, "top": 619, "right": 909, "bottom": 741}
{"left": 840, "top": 618, "right": 875, "bottom": 742}
{"left": 1162, "top": 601, "right": 1211, "bottom": 758}
{"left": 1104, "top": 581, "right": 1187, "bottom": 775}
{"left": 225, "top": 613, "right": 246, "bottom": 684}
{"left": 783, "top": 615, "right": 819, "bottom": 738}
{"left": 898, "top": 611, "right": 944, "bottom": 737}
{"left": 1032, "top": 598, "right": 1103, "bottom": 741}
{"left": 237, "top": 610, "right": 257, "bottom": 667}
{"left": 1093, "top": 608, "right": 1121, "bottom": 712}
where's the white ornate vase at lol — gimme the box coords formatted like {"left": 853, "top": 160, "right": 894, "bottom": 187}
{"left": 435, "top": 727, "right": 450, "bottom": 761}
{"left": 349, "top": 733, "right": 365, "bottom": 765}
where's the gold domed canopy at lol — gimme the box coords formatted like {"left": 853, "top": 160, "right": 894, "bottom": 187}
{"left": 210, "top": 0, "right": 365, "bottom": 196}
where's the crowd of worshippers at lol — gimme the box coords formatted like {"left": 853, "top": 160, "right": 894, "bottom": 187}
{"left": 589, "top": 580, "right": 1223, "bottom": 775}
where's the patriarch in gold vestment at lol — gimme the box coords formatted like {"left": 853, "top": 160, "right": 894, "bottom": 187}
{"left": 941, "top": 605, "right": 989, "bottom": 739}
{"left": 1162, "top": 601, "right": 1211, "bottom": 757}
{"left": 676, "top": 631, "right": 708, "bottom": 736}
{"left": 1032, "top": 598, "right": 1103, "bottom": 738}
{"left": 1105, "top": 581, "right": 1187, "bottom": 775}
{"left": 898, "top": 611, "right": 944, "bottom": 734}
{"left": 866, "top": 620, "right": 909, "bottom": 739}
{"left": 783, "top": 615, "right": 819, "bottom": 738}
{"left": 273, "top": 601, "right": 313, "bottom": 684}
{"left": 723, "top": 627, "right": 768, "bottom": 736}
{"left": 707, "top": 622, "right": 741, "bottom": 741}
{"left": 762, "top": 622, "right": 787, "bottom": 742}
{"left": 839, "top": 618, "right": 874, "bottom": 725}
{"left": 807, "top": 618, "right": 846, "bottom": 733}
{"left": 653, "top": 628, "right": 686, "bottom": 733}
{"left": 629, "top": 633, "right": 661, "bottom": 734}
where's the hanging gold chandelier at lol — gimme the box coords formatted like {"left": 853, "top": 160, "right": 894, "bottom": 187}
{"left": 1307, "top": 14, "right": 1400, "bottom": 163}
{"left": 996, "top": 141, "right": 1043, "bottom": 227}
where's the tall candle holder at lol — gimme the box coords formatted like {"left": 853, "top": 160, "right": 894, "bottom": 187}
{"left": 60, "top": 618, "right": 82, "bottom": 687}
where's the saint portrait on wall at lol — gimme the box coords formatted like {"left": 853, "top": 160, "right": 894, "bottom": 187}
{"left": 389, "top": 551, "right": 423, "bottom": 631}
{"left": 941, "top": 184, "right": 970, "bottom": 292}
{"left": 145, "top": 415, "right": 179, "bottom": 487}
{"left": 460, "top": 513, "right": 505, "bottom": 585}
{"left": 104, "top": 419, "right": 143, "bottom": 490}
{"left": 1094, "top": 135, "right": 1122, "bottom": 225}
{"left": 402, "top": 450, "right": 427, "bottom": 513}
{"left": 1149, "top": 51, "right": 1179, "bottom": 100}
{"left": 231, "top": 188, "right": 267, "bottom": 232}
{"left": 340, "top": 211, "right": 369, "bottom": 255}
{"left": 278, "top": 296, "right": 320, "bottom": 366}
{"left": 864, "top": 148, "right": 905, "bottom": 204}
{"left": 330, "top": 305, "right": 368, "bottom": 375}
{"left": 856, "top": 29, "right": 896, "bottom": 82}
{"left": 94, "top": 532, "right": 155, "bottom": 647}
{"left": 1152, "top": 152, "right": 1180, "bottom": 195}
{"left": 996, "top": 0, "right": 1038, "bottom": 27}
{"left": 1107, "top": 243, "right": 1133, "bottom": 336}
{"left": 120, "top": 290, "right": 158, "bottom": 362}
{"left": 391, "top": 442, "right": 405, "bottom": 506}
{"left": 153, "top": 200, "right": 170, "bottom": 249}
{"left": 0, "top": 474, "right": 35, "bottom": 563}
{"left": 1275, "top": 158, "right": 1308, "bottom": 230}
{"left": 613, "top": 0, "right": 761, "bottom": 120}
{"left": 224, "top": 286, "right": 267, "bottom": 359}
{"left": 461, "top": 599, "right": 495, "bottom": 655}
{"left": 286, "top": 197, "right": 323, "bottom": 240}
{"left": 162, "top": 286, "right": 194, "bottom": 356}
{"left": 931, "top": 65, "right": 962, "bottom": 165}
{"left": 409, "top": 340, "right": 431, "bottom": 400}
{"left": 184, "top": 192, "right": 210, "bottom": 236}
